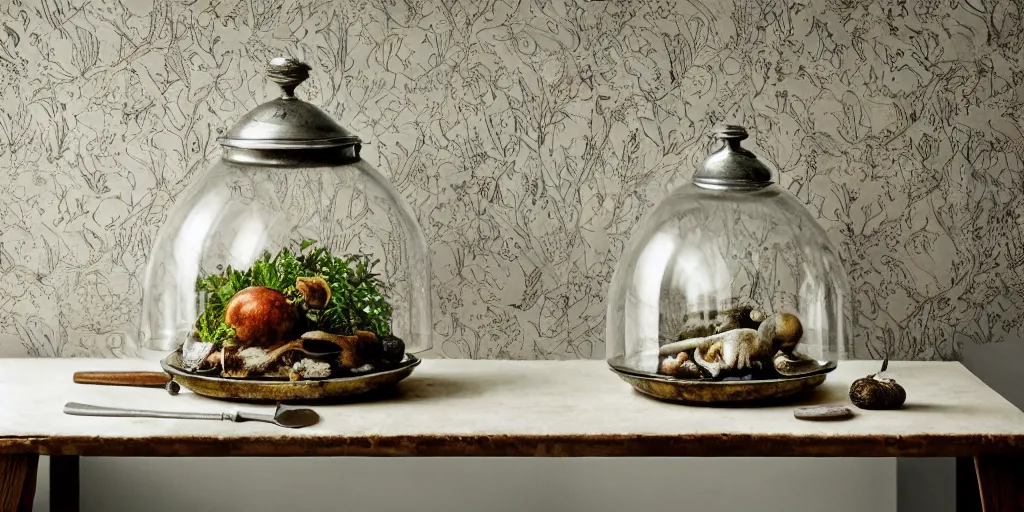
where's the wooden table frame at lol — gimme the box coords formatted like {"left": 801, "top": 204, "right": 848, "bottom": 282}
{"left": 0, "top": 359, "right": 1021, "bottom": 512}
{"left": 3, "top": 453, "right": 1017, "bottom": 512}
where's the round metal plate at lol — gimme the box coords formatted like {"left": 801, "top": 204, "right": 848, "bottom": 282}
{"left": 608, "top": 361, "right": 832, "bottom": 404}
{"left": 160, "top": 351, "right": 420, "bottom": 402}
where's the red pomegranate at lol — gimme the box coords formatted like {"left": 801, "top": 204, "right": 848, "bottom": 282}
{"left": 224, "top": 286, "right": 295, "bottom": 346}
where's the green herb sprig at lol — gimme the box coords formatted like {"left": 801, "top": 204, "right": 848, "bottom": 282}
{"left": 192, "top": 239, "right": 393, "bottom": 344}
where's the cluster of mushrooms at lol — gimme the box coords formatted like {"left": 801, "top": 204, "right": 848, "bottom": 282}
{"left": 657, "top": 306, "right": 826, "bottom": 380}
{"left": 191, "top": 278, "right": 404, "bottom": 381}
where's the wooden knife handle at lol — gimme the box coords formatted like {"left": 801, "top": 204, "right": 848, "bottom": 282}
{"left": 73, "top": 371, "right": 170, "bottom": 388}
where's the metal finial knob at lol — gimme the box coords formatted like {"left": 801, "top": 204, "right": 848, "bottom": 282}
{"left": 267, "top": 57, "right": 311, "bottom": 98}
{"left": 714, "top": 125, "right": 749, "bottom": 143}
{"left": 691, "top": 124, "right": 773, "bottom": 190}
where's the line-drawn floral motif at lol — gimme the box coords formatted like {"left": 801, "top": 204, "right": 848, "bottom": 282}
{"left": 0, "top": 0, "right": 1021, "bottom": 360}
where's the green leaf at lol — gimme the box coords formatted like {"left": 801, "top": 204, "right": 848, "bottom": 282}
{"left": 191, "top": 239, "right": 395, "bottom": 345}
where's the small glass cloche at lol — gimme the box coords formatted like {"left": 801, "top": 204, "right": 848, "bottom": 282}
{"left": 606, "top": 125, "right": 850, "bottom": 402}
{"left": 138, "top": 57, "right": 431, "bottom": 384}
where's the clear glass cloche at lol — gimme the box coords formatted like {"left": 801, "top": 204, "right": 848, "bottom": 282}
{"left": 606, "top": 125, "right": 850, "bottom": 387}
{"left": 138, "top": 57, "right": 431, "bottom": 380}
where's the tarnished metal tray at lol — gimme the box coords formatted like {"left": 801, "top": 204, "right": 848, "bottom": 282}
{"left": 608, "top": 357, "right": 835, "bottom": 404}
{"left": 160, "top": 351, "right": 420, "bottom": 403}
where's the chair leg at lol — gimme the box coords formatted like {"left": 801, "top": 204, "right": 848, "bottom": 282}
{"left": 0, "top": 454, "right": 39, "bottom": 512}
{"left": 974, "top": 455, "right": 1024, "bottom": 512}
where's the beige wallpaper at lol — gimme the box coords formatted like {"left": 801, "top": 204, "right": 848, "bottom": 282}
{"left": 0, "top": 0, "right": 1021, "bottom": 360}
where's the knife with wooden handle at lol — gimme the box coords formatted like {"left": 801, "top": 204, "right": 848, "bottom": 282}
{"left": 73, "top": 371, "right": 171, "bottom": 388}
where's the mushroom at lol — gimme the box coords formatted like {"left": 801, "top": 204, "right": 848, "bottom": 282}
{"left": 658, "top": 352, "right": 701, "bottom": 379}
{"left": 676, "top": 306, "right": 766, "bottom": 341}
{"left": 350, "top": 330, "right": 385, "bottom": 368}
{"left": 221, "top": 339, "right": 305, "bottom": 378}
{"left": 757, "top": 312, "right": 803, "bottom": 353}
{"left": 204, "top": 350, "right": 222, "bottom": 369}
{"left": 660, "top": 354, "right": 683, "bottom": 375}
{"left": 224, "top": 286, "right": 295, "bottom": 346}
{"left": 715, "top": 306, "right": 765, "bottom": 333}
{"left": 301, "top": 330, "right": 385, "bottom": 369}
{"left": 773, "top": 352, "right": 831, "bottom": 377}
{"left": 296, "top": 276, "right": 331, "bottom": 309}
{"left": 689, "top": 329, "right": 777, "bottom": 379}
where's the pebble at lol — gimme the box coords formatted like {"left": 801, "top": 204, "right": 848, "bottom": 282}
{"left": 793, "top": 405, "right": 853, "bottom": 421}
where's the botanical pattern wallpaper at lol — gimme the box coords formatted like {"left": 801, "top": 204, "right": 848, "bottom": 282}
{"left": 0, "top": 0, "right": 1021, "bottom": 360}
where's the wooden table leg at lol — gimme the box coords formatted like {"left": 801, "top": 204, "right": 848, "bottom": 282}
{"left": 48, "top": 456, "right": 79, "bottom": 512}
{"left": 974, "top": 455, "right": 1024, "bottom": 512}
{"left": 0, "top": 454, "right": 39, "bottom": 512}
{"left": 958, "top": 456, "right": 983, "bottom": 512}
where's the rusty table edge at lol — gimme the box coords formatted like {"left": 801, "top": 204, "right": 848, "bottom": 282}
{"left": 1, "top": 433, "right": 1023, "bottom": 458}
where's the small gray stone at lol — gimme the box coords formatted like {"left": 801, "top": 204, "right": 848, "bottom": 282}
{"left": 793, "top": 405, "right": 853, "bottom": 421}
{"left": 381, "top": 335, "right": 406, "bottom": 363}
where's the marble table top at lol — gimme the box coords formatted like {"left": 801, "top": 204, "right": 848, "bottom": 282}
{"left": 0, "top": 358, "right": 1021, "bottom": 457}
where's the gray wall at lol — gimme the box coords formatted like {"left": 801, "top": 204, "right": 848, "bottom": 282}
{"left": 32, "top": 457, "right": 896, "bottom": 512}
{"left": 2, "top": 0, "right": 1022, "bottom": 359}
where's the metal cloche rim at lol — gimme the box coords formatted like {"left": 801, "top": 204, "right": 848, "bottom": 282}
{"left": 218, "top": 135, "right": 363, "bottom": 150}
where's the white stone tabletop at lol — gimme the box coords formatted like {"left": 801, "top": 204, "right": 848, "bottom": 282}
{"left": 0, "top": 359, "right": 1021, "bottom": 457}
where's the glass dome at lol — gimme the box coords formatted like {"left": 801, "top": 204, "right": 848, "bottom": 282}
{"left": 138, "top": 57, "right": 430, "bottom": 381}
{"left": 606, "top": 125, "right": 850, "bottom": 386}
